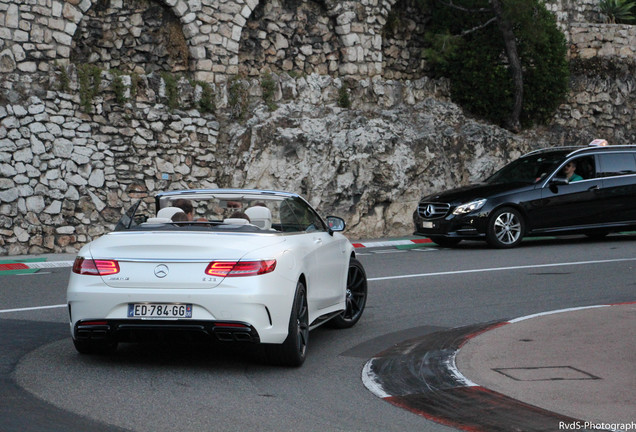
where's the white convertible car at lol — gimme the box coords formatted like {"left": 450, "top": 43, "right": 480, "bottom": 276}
{"left": 67, "top": 189, "right": 367, "bottom": 366}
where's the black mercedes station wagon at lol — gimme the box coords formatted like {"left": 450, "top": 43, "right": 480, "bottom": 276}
{"left": 413, "top": 141, "right": 636, "bottom": 248}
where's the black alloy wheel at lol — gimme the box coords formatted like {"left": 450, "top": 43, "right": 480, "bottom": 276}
{"left": 263, "top": 280, "right": 309, "bottom": 367}
{"left": 329, "top": 258, "right": 367, "bottom": 329}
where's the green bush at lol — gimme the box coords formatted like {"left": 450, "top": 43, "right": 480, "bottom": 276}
{"left": 422, "top": 0, "right": 569, "bottom": 128}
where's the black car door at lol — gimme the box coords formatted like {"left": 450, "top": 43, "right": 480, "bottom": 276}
{"left": 596, "top": 152, "right": 636, "bottom": 224}
{"left": 533, "top": 155, "right": 605, "bottom": 231}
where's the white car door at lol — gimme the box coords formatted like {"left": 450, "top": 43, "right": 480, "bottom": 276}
{"left": 281, "top": 198, "right": 348, "bottom": 312}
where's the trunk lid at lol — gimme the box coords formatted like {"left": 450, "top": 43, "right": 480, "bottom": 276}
{"left": 87, "top": 231, "right": 284, "bottom": 289}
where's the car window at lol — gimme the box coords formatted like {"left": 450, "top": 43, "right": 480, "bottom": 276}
{"left": 597, "top": 153, "right": 636, "bottom": 177}
{"left": 564, "top": 155, "right": 596, "bottom": 181}
{"left": 279, "top": 197, "right": 327, "bottom": 233}
{"left": 486, "top": 151, "right": 569, "bottom": 185}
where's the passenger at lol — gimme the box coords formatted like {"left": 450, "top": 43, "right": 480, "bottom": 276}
{"left": 230, "top": 211, "right": 251, "bottom": 222}
{"left": 171, "top": 212, "right": 188, "bottom": 222}
{"left": 562, "top": 161, "right": 583, "bottom": 183}
{"left": 173, "top": 199, "right": 194, "bottom": 221}
{"left": 173, "top": 198, "right": 208, "bottom": 222}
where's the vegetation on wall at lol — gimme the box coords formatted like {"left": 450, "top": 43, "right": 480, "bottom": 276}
{"left": 194, "top": 80, "right": 216, "bottom": 113}
{"left": 228, "top": 76, "right": 249, "bottom": 120}
{"left": 599, "top": 0, "right": 636, "bottom": 23}
{"left": 160, "top": 72, "right": 179, "bottom": 110}
{"left": 338, "top": 82, "right": 352, "bottom": 109}
{"left": 261, "top": 72, "right": 278, "bottom": 111}
{"left": 111, "top": 69, "right": 127, "bottom": 104}
{"left": 419, "top": 0, "right": 570, "bottom": 131}
{"left": 56, "top": 62, "right": 70, "bottom": 93}
{"left": 77, "top": 64, "right": 103, "bottom": 112}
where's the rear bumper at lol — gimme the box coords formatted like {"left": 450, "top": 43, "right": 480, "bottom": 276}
{"left": 74, "top": 319, "right": 261, "bottom": 344}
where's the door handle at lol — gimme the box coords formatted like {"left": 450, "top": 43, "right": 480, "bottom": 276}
{"left": 588, "top": 185, "right": 599, "bottom": 191}
{"left": 314, "top": 238, "right": 323, "bottom": 245}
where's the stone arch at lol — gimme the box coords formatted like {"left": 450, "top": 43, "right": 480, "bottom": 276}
{"left": 381, "top": 0, "right": 431, "bottom": 80}
{"left": 69, "top": 0, "right": 196, "bottom": 75}
{"left": 237, "top": 0, "right": 342, "bottom": 77}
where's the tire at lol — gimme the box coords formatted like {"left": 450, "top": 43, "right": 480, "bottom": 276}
{"left": 73, "top": 338, "right": 118, "bottom": 355}
{"left": 263, "top": 281, "right": 309, "bottom": 367}
{"left": 486, "top": 207, "right": 524, "bottom": 248}
{"left": 429, "top": 236, "right": 461, "bottom": 248}
{"left": 329, "top": 258, "right": 367, "bottom": 329}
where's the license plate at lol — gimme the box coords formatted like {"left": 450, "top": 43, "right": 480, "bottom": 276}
{"left": 422, "top": 221, "right": 434, "bottom": 229}
{"left": 127, "top": 303, "right": 192, "bottom": 318}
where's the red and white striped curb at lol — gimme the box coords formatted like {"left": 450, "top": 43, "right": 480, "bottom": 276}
{"left": 352, "top": 238, "right": 432, "bottom": 248}
{"left": 0, "top": 261, "right": 74, "bottom": 271}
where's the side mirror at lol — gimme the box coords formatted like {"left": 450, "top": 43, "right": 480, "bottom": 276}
{"left": 326, "top": 216, "right": 346, "bottom": 233}
{"left": 549, "top": 175, "right": 569, "bottom": 193}
{"left": 550, "top": 176, "right": 569, "bottom": 186}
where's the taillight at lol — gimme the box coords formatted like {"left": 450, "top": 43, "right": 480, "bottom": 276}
{"left": 204, "top": 260, "right": 276, "bottom": 277}
{"left": 72, "top": 257, "right": 120, "bottom": 276}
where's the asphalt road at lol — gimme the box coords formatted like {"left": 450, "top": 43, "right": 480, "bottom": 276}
{"left": 1, "top": 234, "right": 634, "bottom": 432}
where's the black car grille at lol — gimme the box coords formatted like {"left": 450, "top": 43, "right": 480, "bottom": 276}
{"left": 417, "top": 202, "right": 451, "bottom": 219}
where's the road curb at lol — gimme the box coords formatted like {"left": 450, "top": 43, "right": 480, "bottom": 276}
{"left": 362, "top": 303, "right": 634, "bottom": 431}
{"left": 0, "top": 259, "right": 74, "bottom": 274}
{"left": 352, "top": 238, "right": 432, "bottom": 249}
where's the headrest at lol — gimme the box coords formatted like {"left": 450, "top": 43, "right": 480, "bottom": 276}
{"left": 157, "top": 206, "right": 185, "bottom": 219}
{"left": 223, "top": 218, "right": 250, "bottom": 225}
{"left": 143, "top": 217, "right": 172, "bottom": 224}
{"left": 245, "top": 206, "right": 272, "bottom": 229}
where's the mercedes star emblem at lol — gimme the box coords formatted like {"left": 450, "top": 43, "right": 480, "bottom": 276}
{"left": 424, "top": 204, "right": 435, "bottom": 218}
{"left": 154, "top": 264, "right": 169, "bottom": 278}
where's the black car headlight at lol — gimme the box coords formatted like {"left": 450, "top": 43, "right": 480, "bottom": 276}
{"left": 452, "top": 199, "right": 487, "bottom": 215}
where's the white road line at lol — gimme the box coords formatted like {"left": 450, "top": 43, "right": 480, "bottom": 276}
{"left": 0, "top": 304, "right": 66, "bottom": 314}
{"left": 367, "top": 257, "right": 636, "bottom": 282}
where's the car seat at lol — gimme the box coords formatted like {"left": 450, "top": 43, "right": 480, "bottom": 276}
{"left": 222, "top": 218, "right": 250, "bottom": 225}
{"left": 575, "top": 158, "right": 594, "bottom": 180}
{"left": 143, "top": 206, "right": 185, "bottom": 224}
{"left": 245, "top": 206, "right": 273, "bottom": 230}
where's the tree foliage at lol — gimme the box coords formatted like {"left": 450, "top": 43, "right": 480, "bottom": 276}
{"left": 420, "top": 0, "right": 570, "bottom": 130}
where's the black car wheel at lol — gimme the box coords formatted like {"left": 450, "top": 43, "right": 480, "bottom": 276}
{"left": 329, "top": 258, "right": 367, "bottom": 329}
{"left": 263, "top": 280, "right": 309, "bottom": 367}
{"left": 487, "top": 207, "right": 524, "bottom": 248}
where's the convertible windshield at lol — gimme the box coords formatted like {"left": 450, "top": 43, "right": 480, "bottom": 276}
{"left": 486, "top": 151, "right": 570, "bottom": 185}
{"left": 115, "top": 190, "right": 327, "bottom": 234}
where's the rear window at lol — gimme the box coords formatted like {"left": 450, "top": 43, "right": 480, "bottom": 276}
{"left": 597, "top": 153, "right": 636, "bottom": 177}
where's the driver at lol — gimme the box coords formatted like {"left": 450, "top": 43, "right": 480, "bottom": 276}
{"left": 562, "top": 161, "right": 583, "bottom": 183}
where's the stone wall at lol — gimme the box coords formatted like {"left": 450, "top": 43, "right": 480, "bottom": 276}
{"left": 546, "top": 0, "right": 601, "bottom": 28}
{"left": 238, "top": 0, "right": 342, "bottom": 77}
{"left": 0, "top": 0, "right": 635, "bottom": 255}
